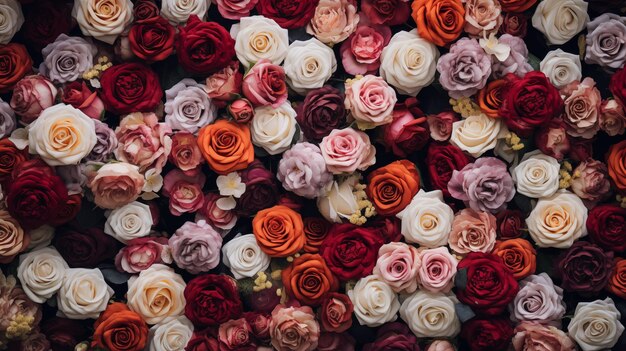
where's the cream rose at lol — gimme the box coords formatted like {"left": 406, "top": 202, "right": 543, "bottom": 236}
{"left": 348, "top": 274, "right": 400, "bottom": 327}
{"left": 26, "top": 225, "right": 54, "bottom": 251}
{"left": 250, "top": 102, "right": 298, "bottom": 155}
{"left": 283, "top": 39, "right": 337, "bottom": 95}
{"left": 232, "top": 15, "right": 289, "bottom": 68}
{"left": 104, "top": 201, "right": 153, "bottom": 244}
{"left": 568, "top": 298, "right": 625, "bottom": 351}
{"left": 540, "top": 49, "right": 582, "bottom": 89}
{"left": 149, "top": 316, "right": 194, "bottom": 351}
{"left": 161, "top": 0, "right": 210, "bottom": 25}
{"left": 17, "top": 247, "right": 68, "bottom": 304}
{"left": 380, "top": 30, "right": 439, "bottom": 96}
{"left": 450, "top": 113, "right": 507, "bottom": 157}
{"left": 27, "top": 104, "right": 97, "bottom": 166}
{"left": 317, "top": 175, "right": 361, "bottom": 223}
{"left": 532, "top": 0, "right": 589, "bottom": 45}
{"left": 127, "top": 264, "right": 186, "bottom": 325}
{"left": 511, "top": 151, "right": 561, "bottom": 199}
{"left": 72, "top": 0, "right": 134, "bottom": 45}
{"left": 0, "top": 0, "right": 24, "bottom": 45}
{"left": 306, "top": 0, "right": 358, "bottom": 45}
{"left": 57, "top": 268, "right": 113, "bottom": 319}
{"left": 222, "top": 234, "right": 271, "bottom": 280}
{"left": 526, "top": 190, "right": 588, "bottom": 249}
{"left": 399, "top": 291, "right": 461, "bottom": 338}
{"left": 396, "top": 189, "right": 454, "bottom": 248}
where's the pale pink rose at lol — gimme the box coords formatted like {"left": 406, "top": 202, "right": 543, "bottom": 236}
{"left": 417, "top": 247, "right": 458, "bottom": 293}
{"left": 319, "top": 127, "right": 376, "bottom": 174}
{"left": 345, "top": 75, "right": 397, "bottom": 129}
{"left": 88, "top": 162, "right": 145, "bottom": 209}
{"left": 228, "top": 98, "right": 255, "bottom": 123}
{"left": 163, "top": 169, "right": 206, "bottom": 216}
{"left": 427, "top": 111, "right": 459, "bottom": 141}
{"left": 10, "top": 75, "right": 57, "bottom": 125}
{"left": 168, "top": 132, "right": 203, "bottom": 174}
{"left": 570, "top": 159, "right": 612, "bottom": 206}
{"left": 600, "top": 99, "right": 626, "bottom": 136}
{"left": 464, "top": 0, "right": 503, "bottom": 36}
{"left": 512, "top": 322, "right": 576, "bottom": 351}
{"left": 169, "top": 220, "right": 222, "bottom": 274}
{"left": 561, "top": 78, "right": 602, "bottom": 139}
{"left": 340, "top": 19, "right": 392, "bottom": 75}
{"left": 373, "top": 242, "right": 421, "bottom": 294}
{"left": 206, "top": 61, "right": 243, "bottom": 108}
{"left": 195, "top": 193, "right": 238, "bottom": 231}
{"left": 270, "top": 304, "right": 320, "bottom": 351}
{"left": 219, "top": 318, "right": 256, "bottom": 350}
{"left": 114, "top": 237, "right": 171, "bottom": 274}
{"left": 215, "top": 0, "right": 259, "bottom": 20}
{"left": 426, "top": 340, "right": 456, "bottom": 351}
{"left": 448, "top": 208, "right": 497, "bottom": 255}
{"left": 115, "top": 112, "right": 172, "bottom": 174}
{"left": 242, "top": 59, "right": 288, "bottom": 108}
{"left": 307, "top": 0, "right": 359, "bottom": 45}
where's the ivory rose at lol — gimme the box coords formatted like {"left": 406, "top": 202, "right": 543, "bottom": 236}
{"left": 161, "top": 0, "right": 210, "bottom": 25}
{"left": 568, "top": 298, "right": 625, "bottom": 351}
{"left": 396, "top": 190, "right": 454, "bottom": 248}
{"left": 232, "top": 16, "right": 289, "bottom": 68}
{"left": 450, "top": 113, "right": 507, "bottom": 157}
{"left": 540, "top": 49, "right": 583, "bottom": 89}
{"left": 511, "top": 151, "right": 561, "bottom": 199}
{"left": 104, "top": 201, "right": 153, "bottom": 244}
{"left": 0, "top": 0, "right": 23, "bottom": 44}
{"left": 399, "top": 291, "right": 461, "bottom": 338}
{"left": 250, "top": 102, "right": 298, "bottom": 155}
{"left": 317, "top": 175, "right": 362, "bottom": 223}
{"left": 284, "top": 39, "right": 336, "bottom": 95}
{"left": 149, "top": 316, "right": 194, "bottom": 351}
{"left": 17, "top": 247, "right": 68, "bottom": 303}
{"left": 57, "top": 268, "right": 113, "bottom": 319}
{"left": 72, "top": 0, "right": 134, "bottom": 44}
{"left": 348, "top": 275, "right": 400, "bottom": 327}
{"left": 531, "top": 0, "right": 589, "bottom": 45}
{"left": 222, "top": 234, "right": 271, "bottom": 279}
{"left": 526, "top": 190, "right": 588, "bottom": 248}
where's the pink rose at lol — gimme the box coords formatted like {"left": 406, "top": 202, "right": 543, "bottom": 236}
{"left": 427, "top": 111, "right": 459, "bottom": 142}
{"left": 317, "top": 332, "right": 356, "bottom": 351}
{"left": 512, "top": 322, "right": 576, "bottom": 351}
{"left": 169, "top": 220, "right": 222, "bottom": 274}
{"left": 242, "top": 59, "right": 288, "bottom": 108}
{"left": 600, "top": 99, "right": 626, "bottom": 136}
{"left": 195, "top": 193, "right": 238, "bottom": 231}
{"left": 561, "top": 78, "right": 602, "bottom": 139}
{"left": 115, "top": 112, "right": 172, "bottom": 173}
{"left": 345, "top": 75, "right": 397, "bottom": 129}
{"left": 218, "top": 318, "right": 256, "bottom": 350}
{"left": 373, "top": 242, "right": 421, "bottom": 293}
{"left": 270, "top": 305, "right": 320, "bottom": 351}
{"left": 570, "top": 159, "right": 612, "bottom": 206}
{"left": 536, "top": 121, "right": 571, "bottom": 161}
{"left": 448, "top": 208, "right": 497, "bottom": 255}
{"left": 319, "top": 293, "right": 353, "bottom": 333}
{"left": 228, "top": 99, "right": 255, "bottom": 123}
{"left": 215, "top": 0, "right": 259, "bottom": 20}
{"left": 114, "top": 237, "right": 171, "bottom": 274}
{"left": 319, "top": 127, "right": 376, "bottom": 174}
{"left": 417, "top": 247, "right": 458, "bottom": 293}
{"left": 88, "top": 162, "right": 145, "bottom": 209}
{"left": 168, "top": 132, "right": 203, "bottom": 174}
{"left": 206, "top": 61, "right": 243, "bottom": 108}
{"left": 163, "top": 169, "right": 206, "bottom": 216}
{"left": 426, "top": 340, "right": 456, "bottom": 351}
{"left": 306, "top": 0, "right": 359, "bottom": 45}
{"left": 464, "top": 0, "right": 503, "bottom": 37}
{"left": 10, "top": 75, "right": 57, "bottom": 124}
{"left": 244, "top": 312, "right": 271, "bottom": 342}
{"left": 383, "top": 100, "right": 430, "bottom": 157}
{"left": 340, "top": 20, "right": 391, "bottom": 75}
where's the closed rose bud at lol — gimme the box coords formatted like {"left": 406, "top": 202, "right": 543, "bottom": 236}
{"left": 10, "top": 75, "right": 57, "bottom": 124}
{"left": 228, "top": 99, "right": 254, "bottom": 123}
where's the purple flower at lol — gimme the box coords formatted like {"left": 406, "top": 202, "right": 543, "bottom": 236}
{"left": 169, "top": 220, "right": 223, "bottom": 274}
{"left": 0, "top": 98, "right": 15, "bottom": 138}
{"left": 492, "top": 34, "right": 532, "bottom": 79}
{"left": 85, "top": 120, "right": 118, "bottom": 162}
{"left": 585, "top": 14, "right": 626, "bottom": 70}
{"left": 436, "top": 38, "right": 491, "bottom": 99}
{"left": 277, "top": 142, "right": 333, "bottom": 199}
{"left": 448, "top": 157, "right": 515, "bottom": 213}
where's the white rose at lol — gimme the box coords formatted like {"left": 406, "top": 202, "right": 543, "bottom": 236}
{"left": 0, "top": 0, "right": 24, "bottom": 45}
{"left": 568, "top": 298, "right": 625, "bottom": 351}
{"left": 396, "top": 189, "right": 454, "bottom": 248}
{"left": 450, "top": 113, "right": 508, "bottom": 157}
{"left": 317, "top": 175, "right": 360, "bottom": 223}
{"left": 399, "top": 291, "right": 461, "bottom": 338}
{"left": 72, "top": 0, "right": 134, "bottom": 45}
{"left": 57, "top": 268, "right": 113, "bottom": 319}
{"left": 526, "top": 190, "right": 588, "bottom": 249}
{"left": 232, "top": 16, "right": 289, "bottom": 68}
{"left": 348, "top": 275, "right": 400, "bottom": 327}
{"left": 380, "top": 29, "right": 439, "bottom": 96}
{"left": 532, "top": 0, "right": 589, "bottom": 45}
{"left": 26, "top": 225, "right": 54, "bottom": 251}
{"left": 222, "top": 234, "right": 271, "bottom": 279}
{"left": 540, "top": 49, "right": 583, "bottom": 89}
{"left": 127, "top": 264, "right": 186, "bottom": 324}
{"left": 161, "top": 0, "right": 210, "bottom": 25}
{"left": 17, "top": 247, "right": 68, "bottom": 304}
{"left": 28, "top": 104, "right": 97, "bottom": 166}
{"left": 511, "top": 151, "right": 561, "bottom": 199}
{"left": 149, "top": 316, "right": 194, "bottom": 351}
{"left": 283, "top": 38, "right": 337, "bottom": 95}
{"left": 104, "top": 201, "right": 153, "bottom": 244}
{"left": 251, "top": 101, "right": 298, "bottom": 155}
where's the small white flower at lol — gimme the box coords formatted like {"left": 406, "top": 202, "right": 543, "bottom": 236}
{"left": 143, "top": 168, "right": 164, "bottom": 193}
{"left": 216, "top": 172, "right": 246, "bottom": 198}
{"left": 479, "top": 33, "right": 511, "bottom": 62}
{"left": 216, "top": 196, "right": 237, "bottom": 211}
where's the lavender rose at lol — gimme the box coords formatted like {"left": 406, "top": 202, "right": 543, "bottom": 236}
{"left": 277, "top": 142, "right": 333, "bottom": 199}
{"left": 570, "top": 159, "right": 612, "bottom": 206}
{"left": 169, "top": 220, "right": 223, "bottom": 274}
{"left": 509, "top": 273, "right": 566, "bottom": 325}
{"left": 85, "top": 120, "right": 118, "bottom": 162}
{"left": 164, "top": 78, "right": 216, "bottom": 134}
{"left": 40, "top": 34, "right": 97, "bottom": 84}
{"left": 491, "top": 34, "right": 532, "bottom": 79}
{"left": 585, "top": 14, "right": 626, "bottom": 70}
{"left": 437, "top": 38, "right": 491, "bottom": 99}
{"left": 0, "top": 99, "right": 15, "bottom": 138}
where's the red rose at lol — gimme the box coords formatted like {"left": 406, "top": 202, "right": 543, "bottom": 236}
{"left": 535, "top": 119, "right": 570, "bottom": 161}
{"left": 610, "top": 66, "right": 626, "bottom": 110}
{"left": 496, "top": 209, "right": 525, "bottom": 240}
{"left": 41, "top": 317, "right": 89, "bottom": 351}
{"left": 20, "top": 0, "right": 72, "bottom": 52}
{"left": 133, "top": 0, "right": 160, "bottom": 22}
{"left": 0, "top": 43, "right": 33, "bottom": 94}
{"left": 455, "top": 252, "right": 519, "bottom": 316}
{"left": 368, "top": 217, "right": 403, "bottom": 243}
{"left": 128, "top": 16, "right": 176, "bottom": 62}
{"left": 500, "top": 71, "right": 564, "bottom": 137}
{"left": 61, "top": 81, "right": 105, "bottom": 119}
{"left": 319, "top": 293, "right": 353, "bottom": 333}
{"left": 236, "top": 160, "right": 279, "bottom": 216}
{"left": 53, "top": 225, "right": 119, "bottom": 268}
{"left": 426, "top": 142, "right": 473, "bottom": 197}
{"left": 587, "top": 204, "right": 626, "bottom": 252}
{"left": 184, "top": 274, "right": 243, "bottom": 328}
{"left": 256, "top": 0, "right": 319, "bottom": 29}
{"left": 498, "top": 12, "right": 528, "bottom": 38}
{"left": 382, "top": 99, "right": 429, "bottom": 158}
{"left": 177, "top": 15, "right": 235, "bottom": 75}
{"left": 319, "top": 223, "right": 385, "bottom": 281}
{"left": 0, "top": 138, "right": 28, "bottom": 185}
{"left": 99, "top": 62, "right": 163, "bottom": 115}
{"left": 186, "top": 329, "right": 220, "bottom": 351}
{"left": 362, "top": 0, "right": 411, "bottom": 26}
{"left": 363, "top": 322, "right": 419, "bottom": 351}
{"left": 48, "top": 194, "right": 82, "bottom": 227}
{"left": 461, "top": 317, "right": 514, "bottom": 351}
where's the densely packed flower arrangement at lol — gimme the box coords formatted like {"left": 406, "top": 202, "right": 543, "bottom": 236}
{"left": 0, "top": 0, "right": 626, "bottom": 350}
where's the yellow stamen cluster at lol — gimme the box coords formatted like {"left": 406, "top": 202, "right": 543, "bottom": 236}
{"left": 270, "top": 270, "right": 282, "bottom": 281}
{"left": 82, "top": 56, "right": 113, "bottom": 80}
{"left": 559, "top": 161, "right": 573, "bottom": 189}
{"left": 617, "top": 195, "right": 626, "bottom": 209}
{"left": 252, "top": 272, "right": 272, "bottom": 292}
{"left": 505, "top": 132, "right": 525, "bottom": 151}
{"left": 74, "top": 342, "right": 89, "bottom": 351}
{"left": 450, "top": 97, "right": 480, "bottom": 118}
{"left": 345, "top": 75, "right": 364, "bottom": 87}
{"left": 5, "top": 314, "right": 34, "bottom": 340}
{"left": 349, "top": 183, "right": 376, "bottom": 225}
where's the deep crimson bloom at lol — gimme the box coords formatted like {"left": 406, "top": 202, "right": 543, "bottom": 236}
{"left": 256, "top": 0, "right": 319, "bottom": 29}
{"left": 128, "top": 16, "right": 176, "bottom": 62}
{"left": 99, "top": 62, "right": 163, "bottom": 115}
{"left": 461, "top": 317, "right": 514, "bottom": 351}
{"left": 426, "top": 142, "right": 473, "bottom": 197}
{"left": 587, "top": 204, "right": 626, "bottom": 252}
{"left": 177, "top": 15, "right": 235, "bottom": 75}
{"left": 184, "top": 274, "right": 243, "bottom": 327}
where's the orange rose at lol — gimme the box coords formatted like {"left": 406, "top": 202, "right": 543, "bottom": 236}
{"left": 197, "top": 119, "right": 254, "bottom": 175}
{"left": 92, "top": 302, "right": 149, "bottom": 351}
{"left": 477, "top": 79, "right": 506, "bottom": 118}
{"left": 282, "top": 253, "right": 338, "bottom": 306}
{"left": 411, "top": 0, "right": 465, "bottom": 47}
{"left": 0, "top": 43, "right": 33, "bottom": 93}
{"left": 366, "top": 160, "right": 420, "bottom": 216}
{"left": 492, "top": 238, "right": 537, "bottom": 280}
{"left": 500, "top": 0, "right": 537, "bottom": 12}
{"left": 608, "top": 258, "right": 626, "bottom": 299}
{"left": 607, "top": 140, "right": 626, "bottom": 194}
{"left": 252, "top": 205, "right": 305, "bottom": 257}
{"left": 303, "top": 217, "right": 332, "bottom": 254}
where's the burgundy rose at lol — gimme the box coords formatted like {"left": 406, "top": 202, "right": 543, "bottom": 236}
{"left": 535, "top": 120, "right": 571, "bottom": 161}
{"left": 319, "top": 293, "right": 353, "bottom": 333}
{"left": 382, "top": 99, "right": 430, "bottom": 158}
{"left": 48, "top": 194, "right": 82, "bottom": 227}
{"left": 184, "top": 274, "right": 243, "bottom": 327}
{"left": 256, "top": 0, "right": 319, "bottom": 29}
{"left": 20, "top": 0, "right": 72, "bottom": 52}
{"left": 246, "top": 286, "right": 281, "bottom": 314}
{"left": 99, "top": 62, "right": 163, "bottom": 115}
{"left": 568, "top": 137, "right": 594, "bottom": 163}
{"left": 236, "top": 160, "right": 279, "bottom": 216}
{"left": 363, "top": 322, "right": 420, "bottom": 351}
{"left": 426, "top": 143, "right": 473, "bottom": 197}
{"left": 557, "top": 241, "right": 613, "bottom": 293}
{"left": 41, "top": 317, "right": 88, "bottom": 351}
{"left": 496, "top": 209, "right": 526, "bottom": 240}
{"left": 296, "top": 86, "right": 346, "bottom": 142}
{"left": 128, "top": 16, "right": 176, "bottom": 62}
{"left": 368, "top": 217, "right": 403, "bottom": 243}
{"left": 318, "top": 332, "right": 356, "bottom": 351}
{"left": 362, "top": 0, "right": 410, "bottom": 26}
{"left": 53, "top": 225, "right": 118, "bottom": 268}
{"left": 587, "top": 204, "right": 626, "bottom": 252}
{"left": 461, "top": 317, "right": 514, "bottom": 351}
{"left": 177, "top": 15, "right": 235, "bottom": 75}
{"left": 609, "top": 66, "right": 626, "bottom": 110}
{"left": 133, "top": 0, "right": 160, "bottom": 22}
{"left": 498, "top": 13, "right": 528, "bottom": 38}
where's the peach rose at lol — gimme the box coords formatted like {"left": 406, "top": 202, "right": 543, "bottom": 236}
{"left": 600, "top": 99, "right": 626, "bottom": 136}
{"left": 0, "top": 210, "right": 28, "bottom": 263}
{"left": 168, "top": 132, "right": 203, "bottom": 174}
{"left": 306, "top": 0, "right": 359, "bottom": 45}
{"left": 448, "top": 208, "right": 497, "bottom": 255}
{"left": 270, "top": 304, "right": 320, "bottom": 351}
{"left": 464, "top": 0, "right": 502, "bottom": 37}
{"left": 205, "top": 61, "right": 243, "bottom": 108}
{"left": 88, "top": 162, "right": 145, "bottom": 209}
{"left": 512, "top": 322, "right": 576, "bottom": 351}
{"left": 73, "top": 0, "right": 134, "bottom": 44}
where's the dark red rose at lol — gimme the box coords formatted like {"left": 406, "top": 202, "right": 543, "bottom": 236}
{"left": 61, "top": 81, "right": 105, "bottom": 119}
{"left": 456, "top": 252, "right": 519, "bottom": 316}
{"left": 0, "top": 44, "right": 33, "bottom": 94}
{"left": 318, "top": 332, "right": 356, "bottom": 351}
{"left": 363, "top": 322, "right": 419, "bottom": 351}
{"left": 48, "top": 194, "right": 82, "bottom": 227}
{"left": 362, "top": 0, "right": 411, "bottom": 26}
{"left": 368, "top": 217, "right": 403, "bottom": 243}
{"left": 185, "top": 329, "right": 220, "bottom": 351}
{"left": 245, "top": 285, "right": 281, "bottom": 314}
{"left": 461, "top": 317, "right": 514, "bottom": 351}
{"left": 557, "top": 241, "right": 613, "bottom": 293}
{"left": 535, "top": 119, "right": 570, "bottom": 161}
{"left": 587, "top": 204, "right": 626, "bottom": 252}
{"left": 426, "top": 143, "right": 473, "bottom": 197}
{"left": 500, "top": 71, "right": 564, "bottom": 137}
{"left": 99, "top": 62, "right": 163, "bottom": 115}
{"left": 236, "top": 160, "right": 279, "bottom": 216}
{"left": 296, "top": 86, "right": 346, "bottom": 142}
{"left": 128, "top": 16, "right": 176, "bottom": 62}
{"left": 133, "top": 0, "right": 160, "bottom": 22}
{"left": 568, "top": 137, "right": 594, "bottom": 163}
{"left": 41, "top": 317, "right": 88, "bottom": 351}
{"left": 184, "top": 274, "right": 243, "bottom": 328}
{"left": 53, "top": 226, "right": 118, "bottom": 268}
{"left": 243, "top": 312, "right": 271, "bottom": 342}
{"left": 496, "top": 209, "right": 525, "bottom": 240}
{"left": 0, "top": 138, "right": 28, "bottom": 185}
{"left": 383, "top": 99, "right": 429, "bottom": 157}
{"left": 177, "top": 15, "right": 235, "bottom": 75}
{"left": 20, "top": 0, "right": 72, "bottom": 52}
{"left": 319, "top": 223, "right": 385, "bottom": 281}
{"left": 256, "top": 0, "right": 319, "bottom": 29}
{"left": 277, "top": 192, "right": 304, "bottom": 211}
{"left": 303, "top": 217, "right": 332, "bottom": 254}
{"left": 498, "top": 13, "right": 528, "bottom": 38}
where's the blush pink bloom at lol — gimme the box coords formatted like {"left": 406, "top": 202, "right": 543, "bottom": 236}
{"left": 115, "top": 237, "right": 171, "bottom": 274}
{"left": 464, "top": 0, "right": 502, "bottom": 37}
{"left": 536, "top": 121, "right": 571, "bottom": 161}
{"left": 417, "top": 247, "right": 458, "bottom": 293}
{"left": 600, "top": 99, "right": 626, "bottom": 136}
{"left": 427, "top": 111, "right": 459, "bottom": 142}
{"left": 448, "top": 208, "right": 497, "bottom": 255}
{"left": 242, "top": 59, "right": 288, "bottom": 108}
{"left": 88, "top": 162, "right": 145, "bottom": 209}
{"left": 512, "top": 322, "right": 576, "bottom": 351}
{"left": 218, "top": 318, "right": 256, "bottom": 350}
{"left": 570, "top": 159, "right": 612, "bottom": 206}
{"left": 340, "top": 20, "right": 391, "bottom": 75}
{"left": 195, "top": 193, "right": 238, "bottom": 231}
{"left": 426, "top": 340, "right": 456, "bottom": 351}
{"left": 561, "top": 77, "right": 602, "bottom": 139}
{"left": 319, "top": 127, "right": 376, "bottom": 174}
{"left": 206, "top": 61, "right": 243, "bottom": 108}
{"left": 270, "top": 304, "right": 320, "bottom": 351}
{"left": 345, "top": 75, "right": 397, "bottom": 129}
{"left": 168, "top": 132, "right": 204, "bottom": 174}
{"left": 163, "top": 169, "right": 206, "bottom": 216}
{"left": 169, "top": 220, "right": 222, "bottom": 274}
{"left": 115, "top": 112, "right": 173, "bottom": 173}
{"left": 307, "top": 0, "right": 359, "bottom": 45}
{"left": 215, "top": 0, "right": 259, "bottom": 20}
{"left": 373, "top": 242, "right": 421, "bottom": 294}
{"left": 10, "top": 75, "right": 57, "bottom": 124}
